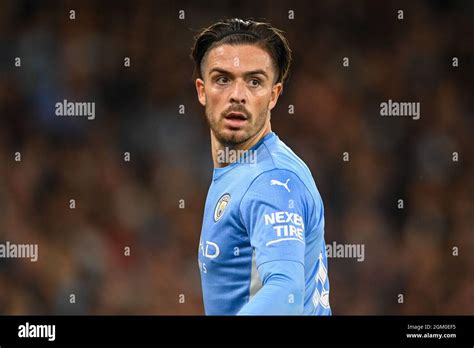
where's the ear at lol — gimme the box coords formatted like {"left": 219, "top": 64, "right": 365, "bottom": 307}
{"left": 268, "top": 82, "right": 283, "bottom": 111}
{"left": 195, "top": 78, "right": 206, "bottom": 106}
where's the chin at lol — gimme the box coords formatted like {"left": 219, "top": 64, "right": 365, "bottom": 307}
{"left": 218, "top": 129, "right": 251, "bottom": 145}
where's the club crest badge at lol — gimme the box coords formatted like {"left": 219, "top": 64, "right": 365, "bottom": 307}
{"left": 214, "top": 193, "right": 231, "bottom": 222}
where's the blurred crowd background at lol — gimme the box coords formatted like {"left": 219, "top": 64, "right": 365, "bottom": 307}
{"left": 0, "top": 0, "right": 472, "bottom": 314}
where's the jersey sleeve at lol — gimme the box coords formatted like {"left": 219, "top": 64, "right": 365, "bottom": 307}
{"left": 237, "top": 260, "right": 304, "bottom": 315}
{"left": 239, "top": 169, "right": 316, "bottom": 267}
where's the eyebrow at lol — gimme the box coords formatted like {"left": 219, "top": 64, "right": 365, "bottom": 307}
{"left": 208, "top": 68, "right": 269, "bottom": 79}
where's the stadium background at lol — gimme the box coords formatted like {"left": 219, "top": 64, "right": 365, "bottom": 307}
{"left": 0, "top": 0, "right": 472, "bottom": 314}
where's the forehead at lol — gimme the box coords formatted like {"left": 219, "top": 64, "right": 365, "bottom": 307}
{"left": 203, "top": 44, "right": 274, "bottom": 76}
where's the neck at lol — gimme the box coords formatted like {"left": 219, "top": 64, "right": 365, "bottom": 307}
{"left": 211, "top": 120, "right": 272, "bottom": 168}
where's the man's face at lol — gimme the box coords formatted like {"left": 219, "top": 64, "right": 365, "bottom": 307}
{"left": 196, "top": 44, "right": 283, "bottom": 145}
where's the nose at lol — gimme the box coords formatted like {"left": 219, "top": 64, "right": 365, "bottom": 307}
{"left": 229, "top": 80, "right": 246, "bottom": 104}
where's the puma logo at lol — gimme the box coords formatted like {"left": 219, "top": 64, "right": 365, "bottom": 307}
{"left": 270, "top": 179, "right": 290, "bottom": 192}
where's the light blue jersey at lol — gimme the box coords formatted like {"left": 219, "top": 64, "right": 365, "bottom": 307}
{"left": 198, "top": 132, "right": 331, "bottom": 315}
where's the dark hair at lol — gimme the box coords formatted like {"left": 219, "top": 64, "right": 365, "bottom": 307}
{"left": 191, "top": 18, "right": 292, "bottom": 84}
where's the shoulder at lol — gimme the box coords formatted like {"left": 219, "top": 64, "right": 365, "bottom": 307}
{"left": 240, "top": 168, "right": 314, "bottom": 210}
{"left": 259, "top": 135, "right": 322, "bottom": 201}
{"left": 237, "top": 133, "right": 322, "bottom": 206}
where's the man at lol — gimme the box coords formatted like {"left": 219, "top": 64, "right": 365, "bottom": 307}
{"left": 192, "top": 18, "right": 331, "bottom": 315}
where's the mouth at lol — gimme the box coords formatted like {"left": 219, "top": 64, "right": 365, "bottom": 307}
{"left": 223, "top": 112, "right": 248, "bottom": 128}
{"left": 225, "top": 112, "right": 247, "bottom": 120}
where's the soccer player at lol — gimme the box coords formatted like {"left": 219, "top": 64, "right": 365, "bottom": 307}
{"left": 192, "top": 18, "right": 331, "bottom": 315}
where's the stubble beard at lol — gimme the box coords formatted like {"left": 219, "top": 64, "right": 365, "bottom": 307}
{"left": 205, "top": 106, "right": 269, "bottom": 147}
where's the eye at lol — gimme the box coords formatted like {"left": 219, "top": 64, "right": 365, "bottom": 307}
{"left": 216, "top": 76, "right": 230, "bottom": 85}
{"left": 248, "top": 79, "right": 261, "bottom": 87}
